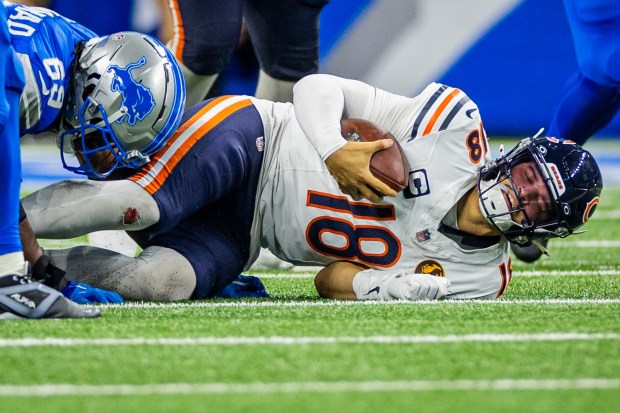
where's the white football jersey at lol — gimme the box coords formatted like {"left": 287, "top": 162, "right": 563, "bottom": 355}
{"left": 249, "top": 78, "right": 512, "bottom": 299}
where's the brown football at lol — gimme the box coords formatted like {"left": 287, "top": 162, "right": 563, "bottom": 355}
{"left": 340, "top": 118, "right": 409, "bottom": 192}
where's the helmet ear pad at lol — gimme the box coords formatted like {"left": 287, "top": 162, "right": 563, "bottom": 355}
{"left": 59, "top": 32, "right": 186, "bottom": 179}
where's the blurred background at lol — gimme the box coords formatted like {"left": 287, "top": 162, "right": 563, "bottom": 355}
{"left": 15, "top": 0, "right": 618, "bottom": 137}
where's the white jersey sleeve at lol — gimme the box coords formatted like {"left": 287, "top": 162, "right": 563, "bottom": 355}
{"left": 292, "top": 74, "right": 483, "bottom": 158}
{"left": 292, "top": 74, "right": 376, "bottom": 160}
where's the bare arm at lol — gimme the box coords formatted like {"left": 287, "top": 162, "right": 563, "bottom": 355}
{"left": 22, "top": 179, "right": 160, "bottom": 239}
{"left": 19, "top": 217, "right": 43, "bottom": 264}
{"left": 315, "top": 261, "right": 451, "bottom": 301}
{"left": 315, "top": 261, "right": 368, "bottom": 300}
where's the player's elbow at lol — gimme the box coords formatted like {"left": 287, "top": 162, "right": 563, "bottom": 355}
{"left": 314, "top": 264, "right": 358, "bottom": 300}
{"left": 314, "top": 271, "right": 333, "bottom": 298}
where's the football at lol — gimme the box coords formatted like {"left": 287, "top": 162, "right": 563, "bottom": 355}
{"left": 340, "top": 118, "right": 409, "bottom": 192}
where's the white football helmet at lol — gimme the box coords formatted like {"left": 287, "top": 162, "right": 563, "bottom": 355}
{"left": 58, "top": 32, "right": 186, "bottom": 178}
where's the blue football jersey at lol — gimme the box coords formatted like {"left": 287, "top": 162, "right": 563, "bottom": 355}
{"left": 4, "top": 2, "right": 96, "bottom": 135}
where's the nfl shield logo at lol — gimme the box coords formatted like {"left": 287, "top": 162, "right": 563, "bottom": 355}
{"left": 416, "top": 229, "right": 430, "bottom": 242}
{"left": 256, "top": 136, "right": 264, "bottom": 152}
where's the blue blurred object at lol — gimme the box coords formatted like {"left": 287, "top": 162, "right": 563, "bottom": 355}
{"left": 214, "top": 274, "right": 269, "bottom": 299}
{"left": 62, "top": 281, "right": 124, "bottom": 304}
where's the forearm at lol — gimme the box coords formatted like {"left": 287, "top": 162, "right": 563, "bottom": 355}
{"left": 315, "top": 261, "right": 451, "bottom": 301}
{"left": 22, "top": 179, "right": 160, "bottom": 238}
{"left": 19, "top": 217, "right": 43, "bottom": 265}
{"left": 293, "top": 74, "right": 375, "bottom": 160}
{"left": 315, "top": 261, "right": 368, "bottom": 300}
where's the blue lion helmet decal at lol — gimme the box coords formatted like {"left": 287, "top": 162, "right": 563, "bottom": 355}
{"left": 107, "top": 56, "right": 156, "bottom": 126}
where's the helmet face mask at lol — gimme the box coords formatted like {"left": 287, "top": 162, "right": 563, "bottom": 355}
{"left": 478, "top": 136, "right": 603, "bottom": 246}
{"left": 58, "top": 32, "right": 186, "bottom": 179}
{"left": 60, "top": 98, "right": 150, "bottom": 178}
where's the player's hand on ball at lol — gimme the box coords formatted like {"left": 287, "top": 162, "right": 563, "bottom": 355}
{"left": 325, "top": 140, "right": 397, "bottom": 202}
{"left": 387, "top": 273, "right": 451, "bottom": 301}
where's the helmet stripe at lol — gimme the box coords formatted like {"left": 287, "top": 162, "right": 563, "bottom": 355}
{"left": 130, "top": 95, "right": 253, "bottom": 194}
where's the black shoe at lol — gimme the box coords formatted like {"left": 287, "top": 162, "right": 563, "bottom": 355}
{"left": 0, "top": 274, "right": 100, "bottom": 320}
{"left": 510, "top": 239, "right": 549, "bottom": 263}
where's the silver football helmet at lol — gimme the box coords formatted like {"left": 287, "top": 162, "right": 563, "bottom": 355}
{"left": 58, "top": 32, "right": 186, "bottom": 178}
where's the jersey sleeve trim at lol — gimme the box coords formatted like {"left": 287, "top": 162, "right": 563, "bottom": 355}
{"left": 130, "top": 95, "right": 253, "bottom": 194}
{"left": 438, "top": 95, "right": 472, "bottom": 132}
{"left": 410, "top": 84, "right": 447, "bottom": 140}
{"left": 409, "top": 84, "right": 475, "bottom": 141}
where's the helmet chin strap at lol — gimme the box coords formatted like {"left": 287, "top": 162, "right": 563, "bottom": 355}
{"left": 527, "top": 239, "right": 551, "bottom": 257}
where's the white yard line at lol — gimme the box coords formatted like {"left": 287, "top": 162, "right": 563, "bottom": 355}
{"left": 591, "top": 210, "right": 620, "bottom": 220}
{"left": 517, "top": 269, "right": 620, "bottom": 277}
{"left": 1, "top": 333, "right": 619, "bottom": 348}
{"left": 0, "top": 378, "right": 618, "bottom": 397}
{"left": 552, "top": 240, "right": 620, "bottom": 248}
{"left": 257, "top": 272, "right": 315, "bottom": 278}
{"left": 259, "top": 269, "right": 620, "bottom": 279}
{"left": 104, "top": 298, "right": 620, "bottom": 310}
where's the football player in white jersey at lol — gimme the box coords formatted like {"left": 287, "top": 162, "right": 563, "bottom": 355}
{"left": 22, "top": 74, "right": 603, "bottom": 301}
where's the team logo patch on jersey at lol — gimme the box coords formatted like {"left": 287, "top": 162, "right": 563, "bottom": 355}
{"left": 414, "top": 260, "right": 445, "bottom": 277}
{"left": 107, "top": 57, "right": 155, "bottom": 126}
{"left": 416, "top": 229, "right": 431, "bottom": 242}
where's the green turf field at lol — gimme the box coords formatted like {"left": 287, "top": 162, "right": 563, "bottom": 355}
{"left": 2, "top": 187, "right": 619, "bottom": 412}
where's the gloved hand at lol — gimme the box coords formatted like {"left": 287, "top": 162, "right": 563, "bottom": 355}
{"left": 31, "top": 254, "right": 66, "bottom": 290}
{"left": 354, "top": 268, "right": 451, "bottom": 301}
{"left": 61, "top": 281, "right": 124, "bottom": 304}
{"left": 386, "top": 273, "right": 451, "bottom": 301}
{"left": 214, "top": 274, "right": 269, "bottom": 298}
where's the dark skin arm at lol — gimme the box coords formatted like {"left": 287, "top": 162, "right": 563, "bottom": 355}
{"left": 19, "top": 215, "right": 44, "bottom": 265}
{"left": 19, "top": 204, "right": 68, "bottom": 289}
{"left": 314, "top": 261, "right": 368, "bottom": 300}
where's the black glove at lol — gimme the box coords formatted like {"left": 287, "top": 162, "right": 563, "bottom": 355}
{"left": 31, "top": 254, "right": 67, "bottom": 290}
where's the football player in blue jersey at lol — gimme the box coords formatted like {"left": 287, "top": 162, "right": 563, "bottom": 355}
{"left": 0, "top": 1, "right": 99, "bottom": 319}
{"left": 0, "top": 2, "right": 186, "bottom": 319}
{"left": 513, "top": 0, "right": 620, "bottom": 262}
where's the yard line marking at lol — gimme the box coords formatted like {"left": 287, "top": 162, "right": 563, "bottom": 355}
{"left": 592, "top": 210, "right": 620, "bottom": 220}
{"left": 517, "top": 269, "right": 620, "bottom": 277}
{"left": 552, "top": 240, "right": 620, "bottom": 248}
{"left": 1, "top": 378, "right": 618, "bottom": 397}
{"left": 1, "top": 333, "right": 619, "bottom": 348}
{"left": 105, "top": 298, "right": 620, "bottom": 310}
{"left": 258, "top": 273, "right": 315, "bottom": 278}
{"left": 240, "top": 269, "right": 620, "bottom": 279}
